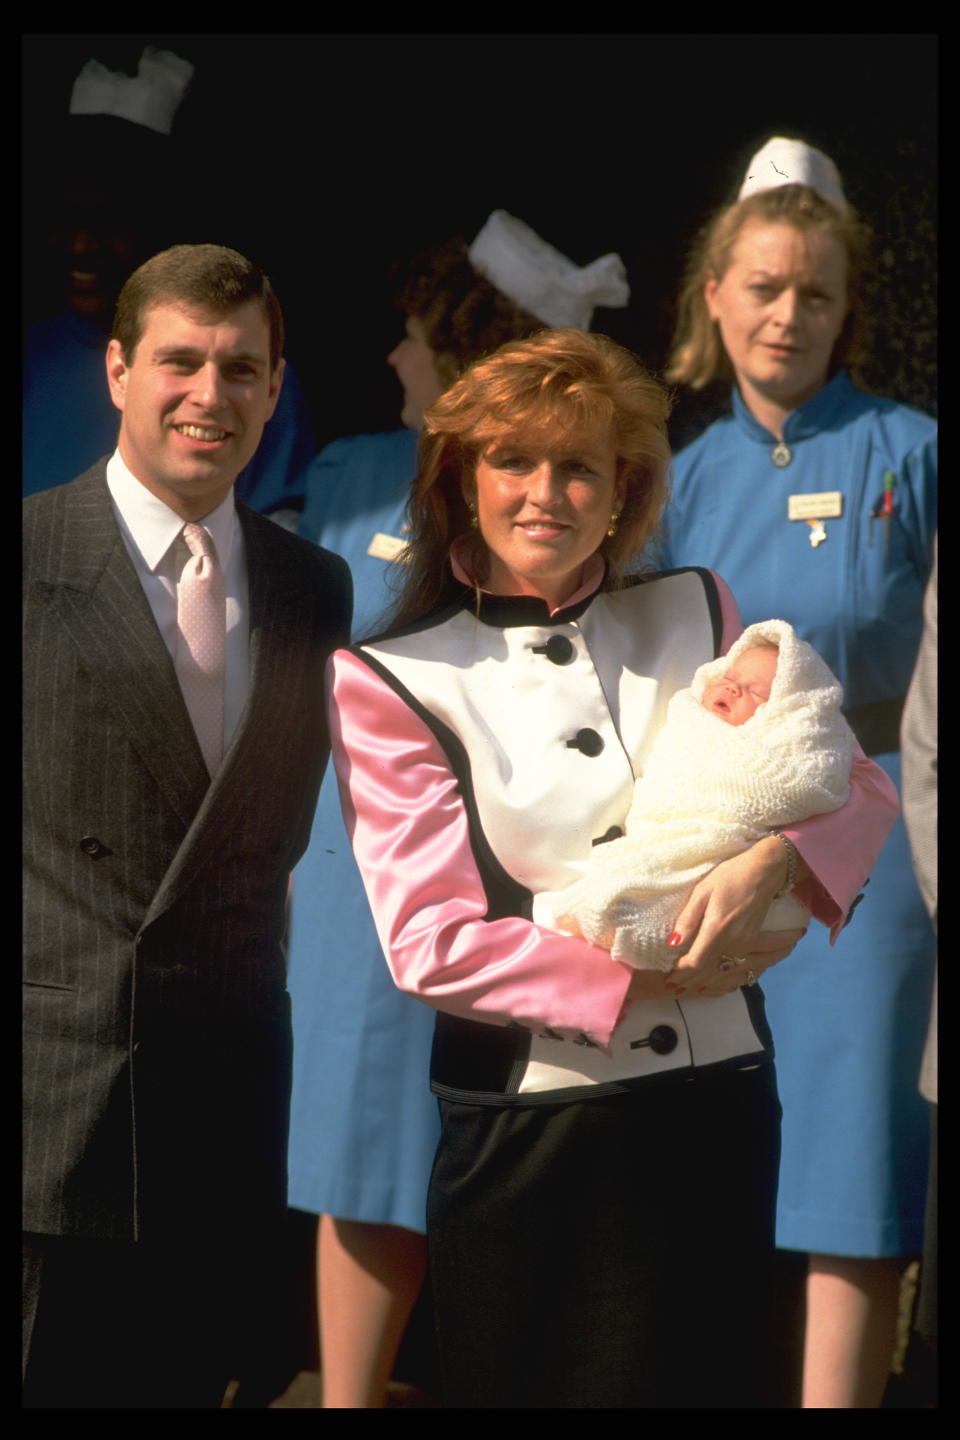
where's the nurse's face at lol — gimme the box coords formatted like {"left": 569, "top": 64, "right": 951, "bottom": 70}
{"left": 467, "top": 426, "right": 625, "bottom": 611}
{"left": 387, "top": 316, "right": 445, "bottom": 430}
{"left": 705, "top": 219, "right": 848, "bottom": 417}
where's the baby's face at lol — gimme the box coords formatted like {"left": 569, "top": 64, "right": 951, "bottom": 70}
{"left": 702, "top": 646, "right": 778, "bottom": 726}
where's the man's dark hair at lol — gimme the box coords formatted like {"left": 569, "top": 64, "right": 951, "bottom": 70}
{"left": 112, "top": 243, "right": 284, "bottom": 371}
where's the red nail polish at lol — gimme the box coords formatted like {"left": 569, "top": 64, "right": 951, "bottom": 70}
{"left": 668, "top": 932, "right": 683, "bottom": 946}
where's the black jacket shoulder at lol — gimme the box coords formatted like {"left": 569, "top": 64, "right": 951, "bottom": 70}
{"left": 238, "top": 499, "right": 351, "bottom": 590}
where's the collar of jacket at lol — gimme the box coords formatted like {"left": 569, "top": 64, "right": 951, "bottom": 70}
{"left": 445, "top": 546, "right": 609, "bottom": 629}
{"left": 732, "top": 368, "right": 855, "bottom": 445}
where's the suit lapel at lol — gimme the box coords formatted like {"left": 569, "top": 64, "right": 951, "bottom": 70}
{"left": 36, "top": 468, "right": 210, "bottom": 829}
{"left": 234, "top": 503, "right": 316, "bottom": 757}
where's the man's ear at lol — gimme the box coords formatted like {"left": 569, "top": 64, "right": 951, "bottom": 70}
{"left": 105, "top": 339, "right": 129, "bottom": 413}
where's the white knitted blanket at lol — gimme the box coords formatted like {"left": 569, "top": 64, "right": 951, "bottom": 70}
{"left": 539, "top": 620, "right": 854, "bottom": 969}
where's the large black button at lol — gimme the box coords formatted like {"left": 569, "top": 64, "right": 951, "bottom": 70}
{"left": 79, "top": 835, "right": 110, "bottom": 860}
{"left": 629, "top": 1024, "right": 679, "bottom": 1055}
{"left": 565, "top": 728, "right": 604, "bottom": 757}
{"left": 592, "top": 825, "right": 624, "bottom": 847}
{"left": 533, "top": 635, "right": 575, "bottom": 665}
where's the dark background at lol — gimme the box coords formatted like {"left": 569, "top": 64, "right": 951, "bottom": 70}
{"left": 24, "top": 33, "right": 937, "bottom": 454}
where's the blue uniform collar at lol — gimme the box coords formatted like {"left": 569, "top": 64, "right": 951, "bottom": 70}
{"left": 732, "top": 370, "right": 855, "bottom": 444}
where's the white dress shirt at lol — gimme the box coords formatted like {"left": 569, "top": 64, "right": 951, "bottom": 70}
{"left": 106, "top": 452, "right": 251, "bottom": 755}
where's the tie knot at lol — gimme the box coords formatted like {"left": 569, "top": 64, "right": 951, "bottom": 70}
{"left": 182, "top": 523, "right": 217, "bottom": 563}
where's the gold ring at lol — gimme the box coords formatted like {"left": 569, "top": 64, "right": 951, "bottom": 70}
{"left": 720, "top": 953, "right": 747, "bottom": 967}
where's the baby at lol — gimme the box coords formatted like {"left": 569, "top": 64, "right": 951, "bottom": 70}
{"left": 701, "top": 643, "right": 779, "bottom": 727}
{"left": 536, "top": 620, "right": 855, "bottom": 969}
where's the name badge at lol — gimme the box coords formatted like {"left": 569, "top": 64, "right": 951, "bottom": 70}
{"left": 367, "top": 532, "right": 409, "bottom": 562}
{"left": 788, "top": 492, "right": 844, "bottom": 521}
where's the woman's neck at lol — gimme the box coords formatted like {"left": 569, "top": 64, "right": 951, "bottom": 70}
{"left": 450, "top": 543, "right": 605, "bottom": 615}
{"left": 739, "top": 386, "right": 790, "bottom": 439}
{"left": 736, "top": 373, "right": 827, "bottom": 439}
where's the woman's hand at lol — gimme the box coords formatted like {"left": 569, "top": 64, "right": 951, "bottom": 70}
{"left": 660, "top": 836, "right": 808, "bottom": 997}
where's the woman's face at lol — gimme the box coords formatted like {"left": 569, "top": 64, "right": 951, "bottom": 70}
{"left": 467, "top": 427, "right": 625, "bottom": 610}
{"left": 705, "top": 219, "right": 848, "bottom": 417}
{"left": 387, "top": 315, "right": 445, "bottom": 430}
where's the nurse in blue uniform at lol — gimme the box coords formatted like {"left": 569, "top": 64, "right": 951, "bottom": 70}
{"left": 286, "top": 212, "right": 629, "bottom": 1406}
{"left": 659, "top": 136, "right": 937, "bottom": 1408}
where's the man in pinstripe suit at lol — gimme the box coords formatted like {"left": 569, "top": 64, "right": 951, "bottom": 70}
{"left": 23, "top": 245, "right": 352, "bottom": 1407}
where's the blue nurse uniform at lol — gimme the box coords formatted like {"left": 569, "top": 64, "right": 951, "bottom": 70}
{"left": 286, "top": 428, "right": 440, "bottom": 1233}
{"left": 660, "top": 372, "right": 937, "bottom": 1255}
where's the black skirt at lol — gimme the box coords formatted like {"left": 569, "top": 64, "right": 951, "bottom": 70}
{"left": 427, "top": 1062, "right": 782, "bottom": 1408}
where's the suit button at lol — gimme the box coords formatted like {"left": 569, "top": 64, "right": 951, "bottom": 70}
{"left": 566, "top": 728, "right": 604, "bottom": 757}
{"left": 592, "top": 825, "right": 624, "bottom": 847}
{"left": 533, "top": 635, "right": 575, "bottom": 665}
{"left": 629, "top": 1024, "right": 679, "bottom": 1055}
{"left": 79, "top": 835, "right": 110, "bottom": 860}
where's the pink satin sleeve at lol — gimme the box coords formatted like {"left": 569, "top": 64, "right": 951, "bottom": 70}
{"left": 326, "top": 649, "right": 634, "bottom": 1050}
{"left": 709, "top": 569, "right": 901, "bottom": 937}
{"left": 780, "top": 750, "right": 900, "bottom": 939}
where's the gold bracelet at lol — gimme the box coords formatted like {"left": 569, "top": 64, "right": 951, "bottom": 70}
{"left": 773, "top": 832, "right": 799, "bottom": 897}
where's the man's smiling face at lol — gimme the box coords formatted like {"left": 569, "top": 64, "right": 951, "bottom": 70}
{"left": 106, "top": 300, "right": 283, "bottom": 519}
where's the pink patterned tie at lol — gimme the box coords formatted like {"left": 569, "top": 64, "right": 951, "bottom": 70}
{"left": 175, "top": 523, "right": 226, "bottom": 777}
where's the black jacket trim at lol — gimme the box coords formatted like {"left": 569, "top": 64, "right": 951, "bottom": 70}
{"left": 347, "top": 649, "right": 532, "bottom": 924}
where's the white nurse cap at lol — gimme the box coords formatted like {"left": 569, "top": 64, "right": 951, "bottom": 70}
{"left": 738, "top": 137, "right": 849, "bottom": 216}
{"left": 70, "top": 46, "right": 194, "bottom": 137}
{"left": 468, "top": 209, "right": 630, "bottom": 331}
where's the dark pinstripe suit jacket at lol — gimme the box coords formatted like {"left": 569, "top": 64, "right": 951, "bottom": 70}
{"left": 23, "top": 463, "right": 352, "bottom": 1244}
